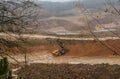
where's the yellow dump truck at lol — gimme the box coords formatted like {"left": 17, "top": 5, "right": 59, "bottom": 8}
{"left": 52, "top": 39, "right": 68, "bottom": 56}
{"left": 52, "top": 48, "right": 68, "bottom": 56}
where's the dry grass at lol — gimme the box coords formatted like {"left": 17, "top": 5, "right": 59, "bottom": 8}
{"left": 16, "top": 63, "right": 120, "bottom": 79}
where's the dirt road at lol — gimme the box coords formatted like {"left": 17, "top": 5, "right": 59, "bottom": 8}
{"left": 8, "top": 52, "right": 120, "bottom": 65}
{"left": 0, "top": 33, "right": 119, "bottom": 41}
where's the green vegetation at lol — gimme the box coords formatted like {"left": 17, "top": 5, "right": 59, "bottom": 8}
{"left": 0, "top": 57, "right": 22, "bottom": 79}
{"left": 0, "top": 57, "right": 12, "bottom": 79}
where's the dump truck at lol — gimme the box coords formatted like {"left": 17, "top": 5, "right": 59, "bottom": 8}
{"left": 52, "top": 39, "right": 68, "bottom": 56}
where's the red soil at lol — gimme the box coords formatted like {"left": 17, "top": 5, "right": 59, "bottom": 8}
{"left": 29, "top": 39, "right": 120, "bottom": 57}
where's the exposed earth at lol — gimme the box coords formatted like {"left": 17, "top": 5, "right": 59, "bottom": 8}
{"left": 7, "top": 39, "right": 120, "bottom": 65}
{"left": 2, "top": 35, "right": 119, "bottom": 79}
